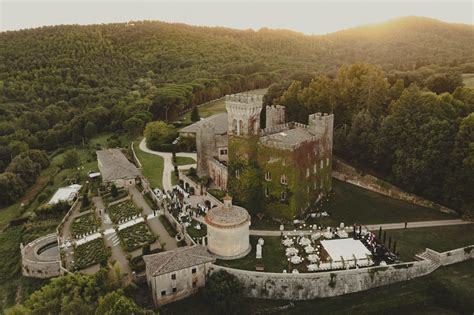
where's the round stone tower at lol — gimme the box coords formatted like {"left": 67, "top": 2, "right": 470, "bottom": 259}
{"left": 205, "top": 195, "right": 251, "bottom": 259}
{"left": 225, "top": 94, "right": 263, "bottom": 137}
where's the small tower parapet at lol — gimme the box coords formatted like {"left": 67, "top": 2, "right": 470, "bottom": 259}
{"left": 308, "top": 113, "right": 334, "bottom": 149}
{"left": 225, "top": 94, "right": 263, "bottom": 137}
{"left": 265, "top": 105, "right": 286, "bottom": 129}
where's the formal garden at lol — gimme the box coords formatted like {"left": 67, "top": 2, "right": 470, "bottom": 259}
{"left": 118, "top": 222, "right": 156, "bottom": 252}
{"left": 107, "top": 200, "right": 142, "bottom": 224}
{"left": 71, "top": 212, "right": 100, "bottom": 239}
{"left": 73, "top": 238, "right": 109, "bottom": 270}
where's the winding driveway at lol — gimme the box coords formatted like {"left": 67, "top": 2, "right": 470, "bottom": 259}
{"left": 139, "top": 138, "right": 196, "bottom": 192}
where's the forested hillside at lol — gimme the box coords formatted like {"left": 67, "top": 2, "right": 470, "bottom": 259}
{"left": 0, "top": 17, "right": 473, "bottom": 207}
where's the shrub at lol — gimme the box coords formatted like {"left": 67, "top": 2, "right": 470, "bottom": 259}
{"left": 204, "top": 270, "right": 243, "bottom": 314}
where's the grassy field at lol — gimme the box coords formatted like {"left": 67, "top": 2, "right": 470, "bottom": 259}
{"left": 133, "top": 140, "right": 164, "bottom": 189}
{"left": 461, "top": 73, "right": 474, "bottom": 88}
{"left": 179, "top": 88, "right": 267, "bottom": 123}
{"left": 377, "top": 225, "right": 474, "bottom": 261}
{"left": 162, "top": 260, "right": 474, "bottom": 314}
{"left": 314, "top": 179, "right": 458, "bottom": 225}
{"left": 251, "top": 179, "right": 458, "bottom": 230}
{"left": 175, "top": 156, "right": 195, "bottom": 166}
{"left": 216, "top": 236, "right": 288, "bottom": 273}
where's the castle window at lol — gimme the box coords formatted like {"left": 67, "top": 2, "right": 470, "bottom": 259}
{"left": 171, "top": 273, "right": 176, "bottom": 280}
{"left": 313, "top": 164, "right": 317, "bottom": 174}
{"left": 220, "top": 149, "right": 228, "bottom": 155}
{"left": 326, "top": 158, "right": 329, "bottom": 166}
{"left": 172, "top": 287, "right": 177, "bottom": 293}
{"left": 282, "top": 159, "right": 287, "bottom": 166}
{"left": 235, "top": 169, "right": 240, "bottom": 179}
{"left": 280, "top": 174, "right": 288, "bottom": 185}
{"left": 192, "top": 268, "right": 196, "bottom": 274}
{"left": 232, "top": 119, "right": 238, "bottom": 134}
{"left": 265, "top": 187, "right": 270, "bottom": 197}
{"left": 281, "top": 190, "right": 286, "bottom": 201}
{"left": 306, "top": 168, "right": 310, "bottom": 178}
{"left": 265, "top": 171, "right": 272, "bottom": 181}
{"left": 320, "top": 160, "right": 324, "bottom": 169}
{"left": 161, "top": 290, "right": 166, "bottom": 297}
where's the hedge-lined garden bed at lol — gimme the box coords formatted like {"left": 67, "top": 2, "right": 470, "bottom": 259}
{"left": 71, "top": 213, "right": 99, "bottom": 238}
{"left": 159, "top": 215, "right": 178, "bottom": 237}
{"left": 74, "top": 238, "right": 109, "bottom": 270}
{"left": 108, "top": 200, "right": 141, "bottom": 224}
{"left": 118, "top": 222, "right": 156, "bottom": 251}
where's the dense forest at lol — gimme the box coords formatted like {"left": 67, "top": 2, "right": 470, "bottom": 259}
{"left": 0, "top": 17, "right": 473, "bottom": 209}
{"left": 265, "top": 63, "right": 473, "bottom": 216}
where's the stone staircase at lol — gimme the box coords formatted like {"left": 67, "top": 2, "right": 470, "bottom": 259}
{"left": 416, "top": 250, "right": 442, "bottom": 272}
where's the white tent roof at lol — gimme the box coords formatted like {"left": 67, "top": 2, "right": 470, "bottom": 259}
{"left": 320, "top": 238, "right": 371, "bottom": 262}
{"left": 48, "top": 184, "right": 82, "bottom": 204}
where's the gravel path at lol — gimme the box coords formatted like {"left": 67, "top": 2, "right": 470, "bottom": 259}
{"left": 139, "top": 138, "right": 196, "bottom": 192}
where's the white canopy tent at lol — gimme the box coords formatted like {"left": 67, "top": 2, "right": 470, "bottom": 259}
{"left": 320, "top": 238, "right": 372, "bottom": 265}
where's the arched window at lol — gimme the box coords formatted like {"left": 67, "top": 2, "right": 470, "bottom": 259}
{"left": 281, "top": 190, "right": 286, "bottom": 201}
{"left": 265, "top": 171, "right": 272, "bottom": 181}
{"left": 232, "top": 119, "right": 238, "bottom": 134}
{"left": 238, "top": 120, "right": 244, "bottom": 135}
{"left": 280, "top": 174, "right": 288, "bottom": 185}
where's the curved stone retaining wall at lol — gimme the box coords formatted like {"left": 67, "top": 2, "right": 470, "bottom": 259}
{"left": 21, "top": 233, "right": 61, "bottom": 278}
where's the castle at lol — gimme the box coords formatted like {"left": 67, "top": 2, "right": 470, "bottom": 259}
{"left": 179, "top": 94, "right": 334, "bottom": 219}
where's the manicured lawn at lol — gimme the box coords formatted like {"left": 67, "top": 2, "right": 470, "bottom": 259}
{"left": 74, "top": 238, "right": 109, "bottom": 270}
{"left": 107, "top": 200, "right": 142, "bottom": 224}
{"left": 133, "top": 140, "right": 164, "bottom": 189}
{"left": 71, "top": 212, "right": 99, "bottom": 238}
{"left": 163, "top": 260, "right": 474, "bottom": 314}
{"left": 376, "top": 225, "right": 474, "bottom": 261}
{"left": 186, "top": 219, "right": 207, "bottom": 239}
{"left": 216, "top": 236, "right": 288, "bottom": 273}
{"left": 180, "top": 98, "right": 226, "bottom": 123}
{"left": 311, "top": 179, "right": 458, "bottom": 226}
{"left": 175, "top": 156, "right": 195, "bottom": 166}
{"left": 118, "top": 222, "right": 156, "bottom": 252}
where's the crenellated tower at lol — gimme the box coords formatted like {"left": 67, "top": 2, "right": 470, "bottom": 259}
{"left": 196, "top": 121, "right": 216, "bottom": 177}
{"left": 265, "top": 105, "right": 286, "bottom": 129}
{"left": 226, "top": 94, "right": 263, "bottom": 137}
{"left": 308, "top": 113, "right": 334, "bottom": 150}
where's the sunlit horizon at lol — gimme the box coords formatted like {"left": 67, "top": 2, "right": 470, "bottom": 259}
{"left": 1, "top": 1, "right": 473, "bottom": 34}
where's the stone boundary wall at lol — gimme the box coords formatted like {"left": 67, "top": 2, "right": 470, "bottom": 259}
{"left": 332, "top": 159, "right": 456, "bottom": 214}
{"left": 21, "top": 233, "right": 61, "bottom": 278}
{"left": 430, "top": 246, "right": 474, "bottom": 266}
{"left": 163, "top": 209, "right": 195, "bottom": 246}
{"left": 131, "top": 141, "right": 142, "bottom": 169}
{"left": 210, "top": 245, "right": 474, "bottom": 300}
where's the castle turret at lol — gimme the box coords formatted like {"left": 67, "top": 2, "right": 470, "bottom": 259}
{"left": 308, "top": 113, "right": 334, "bottom": 149}
{"left": 265, "top": 105, "right": 286, "bottom": 129}
{"left": 225, "top": 94, "right": 263, "bottom": 137}
{"left": 196, "top": 121, "right": 216, "bottom": 176}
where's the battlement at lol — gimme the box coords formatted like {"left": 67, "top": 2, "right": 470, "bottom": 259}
{"left": 226, "top": 94, "right": 263, "bottom": 104}
{"left": 260, "top": 121, "right": 309, "bottom": 136}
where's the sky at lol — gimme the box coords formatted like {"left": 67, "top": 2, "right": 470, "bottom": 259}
{"left": 1, "top": 0, "right": 472, "bottom": 34}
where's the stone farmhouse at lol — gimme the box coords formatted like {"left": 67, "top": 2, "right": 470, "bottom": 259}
{"left": 143, "top": 245, "right": 215, "bottom": 306}
{"left": 179, "top": 94, "right": 334, "bottom": 219}
{"left": 96, "top": 148, "right": 141, "bottom": 188}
